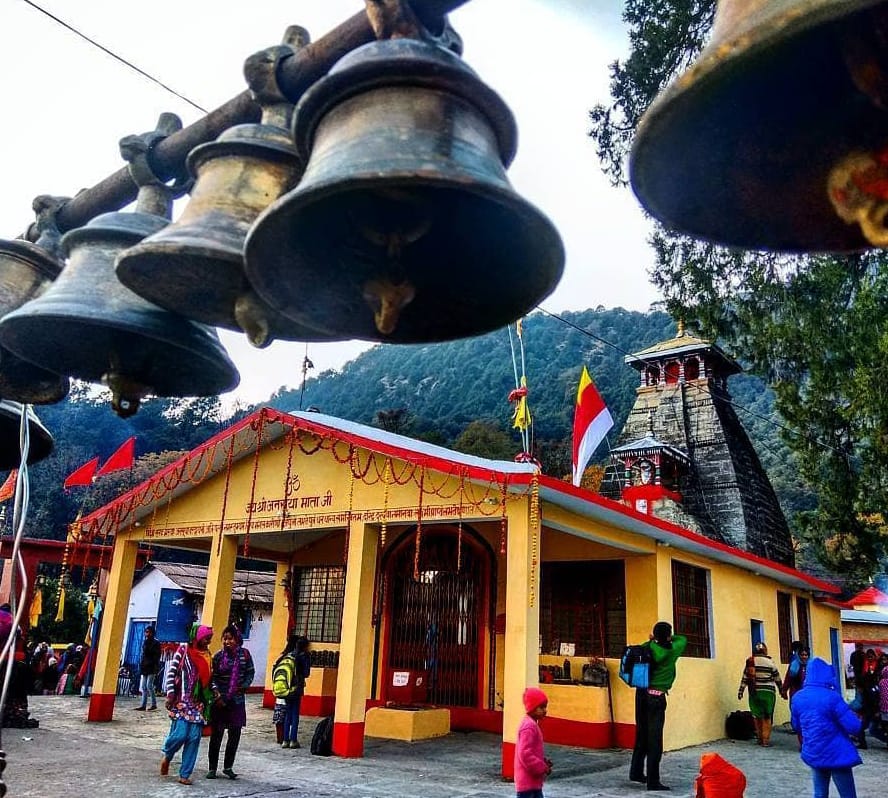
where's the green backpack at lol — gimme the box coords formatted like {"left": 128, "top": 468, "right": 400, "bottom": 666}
{"left": 272, "top": 655, "right": 298, "bottom": 699}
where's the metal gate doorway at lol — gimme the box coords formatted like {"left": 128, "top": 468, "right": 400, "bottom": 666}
{"left": 383, "top": 525, "right": 492, "bottom": 708}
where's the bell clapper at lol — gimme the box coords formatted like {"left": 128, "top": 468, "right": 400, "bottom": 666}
{"left": 234, "top": 292, "right": 273, "bottom": 348}
{"left": 104, "top": 371, "right": 146, "bottom": 419}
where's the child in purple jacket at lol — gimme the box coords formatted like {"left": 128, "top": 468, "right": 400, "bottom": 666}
{"left": 514, "top": 687, "right": 553, "bottom": 798}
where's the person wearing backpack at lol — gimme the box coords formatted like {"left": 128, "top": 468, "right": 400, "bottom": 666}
{"left": 629, "top": 621, "right": 687, "bottom": 792}
{"left": 273, "top": 634, "right": 311, "bottom": 749}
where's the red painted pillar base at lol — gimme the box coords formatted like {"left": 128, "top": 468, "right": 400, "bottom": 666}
{"left": 87, "top": 692, "right": 115, "bottom": 722}
{"left": 501, "top": 741, "right": 515, "bottom": 780}
{"left": 332, "top": 720, "right": 365, "bottom": 758}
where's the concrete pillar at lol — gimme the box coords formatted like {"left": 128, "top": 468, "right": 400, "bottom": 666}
{"left": 87, "top": 534, "right": 139, "bottom": 721}
{"left": 263, "top": 561, "right": 291, "bottom": 708}
{"left": 201, "top": 533, "right": 237, "bottom": 643}
{"left": 332, "top": 520, "right": 378, "bottom": 758}
{"left": 500, "top": 499, "right": 537, "bottom": 779}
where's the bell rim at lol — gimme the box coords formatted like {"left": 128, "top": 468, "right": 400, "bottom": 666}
{"left": 0, "top": 305, "right": 241, "bottom": 397}
{"left": 0, "top": 238, "right": 63, "bottom": 282}
{"left": 0, "top": 346, "right": 70, "bottom": 404}
{"left": 629, "top": 0, "right": 888, "bottom": 251}
{"left": 116, "top": 238, "right": 344, "bottom": 343}
{"left": 0, "top": 399, "right": 54, "bottom": 469}
{"left": 243, "top": 174, "right": 565, "bottom": 344}
{"left": 293, "top": 38, "right": 517, "bottom": 167}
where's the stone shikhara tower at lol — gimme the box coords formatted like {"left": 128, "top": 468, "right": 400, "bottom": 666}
{"left": 599, "top": 325, "right": 795, "bottom": 567}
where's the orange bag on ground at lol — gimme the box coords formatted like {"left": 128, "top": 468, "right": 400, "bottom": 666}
{"left": 694, "top": 752, "right": 746, "bottom": 798}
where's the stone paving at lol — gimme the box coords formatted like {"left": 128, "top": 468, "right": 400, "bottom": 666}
{"left": 2, "top": 695, "right": 886, "bottom": 797}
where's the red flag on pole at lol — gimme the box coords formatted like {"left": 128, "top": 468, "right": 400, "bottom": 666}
{"left": 63, "top": 457, "right": 99, "bottom": 490}
{"left": 0, "top": 470, "right": 17, "bottom": 503}
{"left": 572, "top": 366, "right": 614, "bottom": 487}
{"left": 96, "top": 437, "right": 136, "bottom": 477}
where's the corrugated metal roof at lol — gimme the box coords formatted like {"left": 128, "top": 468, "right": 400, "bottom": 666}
{"left": 145, "top": 561, "right": 275, "bottom": 603}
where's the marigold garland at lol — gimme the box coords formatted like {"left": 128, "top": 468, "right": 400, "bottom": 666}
{"left": 499, "top": 477, "right": 508, "bottom": 556}
{"left": 414, "top": 466, "right": 425, "bottom": 580}
{"left": 529, "top": 471, "right": 540, "bottom": 608}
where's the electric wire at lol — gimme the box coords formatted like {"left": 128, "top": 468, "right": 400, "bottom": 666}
{"left": 19, "top": 0, "right": 208, "bottom": 114}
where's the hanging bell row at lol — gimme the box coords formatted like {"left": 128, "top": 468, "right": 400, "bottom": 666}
{"left": 115, "top": 13, "right": 565, "bottom": 344}
{"left": 0, "top": 114, "right": 240, "bottom": 419}
{"left": 629, "top": 0, "right": 888, "bottom": 253}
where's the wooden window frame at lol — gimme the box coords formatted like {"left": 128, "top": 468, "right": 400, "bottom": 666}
{"left": 671, "top": 560, "right": 712, "bottom": 658}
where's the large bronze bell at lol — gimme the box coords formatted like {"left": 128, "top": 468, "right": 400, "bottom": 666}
{"left": 629, "top": 0, "right": 888, "bottom": 252}
{"left": 244, "top": 37, "right": 565, "bottom": 343}
{"left": 0, "top": 196, "right": 71, "bottom": 404}
{"left": 0, "top": 400, "right": 54, "bottom": 470}
{"left": 117, "top": 29, "right": 338, "bottom": 348}
{"left": 0, "top": 119, "right": 240, "bottom": 418}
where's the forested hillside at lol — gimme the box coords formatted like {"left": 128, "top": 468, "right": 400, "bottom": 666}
{"left": 8, "top": 308, "right": 814, "bottom": 561}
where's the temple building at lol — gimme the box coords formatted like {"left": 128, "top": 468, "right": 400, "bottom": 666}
{"left": 600, "top": 325, "right": 795, "bottom": 566}
{"left": 81, "top": 405, "right": 840, "bottom": 777}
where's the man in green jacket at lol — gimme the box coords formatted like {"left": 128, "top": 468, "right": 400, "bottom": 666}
{"left": 629, "top": 621, "right": 688, "bottom": 791}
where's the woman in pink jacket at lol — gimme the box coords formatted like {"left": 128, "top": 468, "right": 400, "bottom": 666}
{"left": 514, "top": 687, "right": 553, "bottom": 798}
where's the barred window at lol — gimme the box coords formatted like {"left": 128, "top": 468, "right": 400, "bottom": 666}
{"left": 539, "top": 561, "right": 626, "bottom": 657}
{"left": 796, "top": 597, "right": 811, "bottom": 650}
{"left": 777, "top": 592, "right": 793, "bottom": 662}
{"left": 671, "top": 560, "right": 712, "bottom": 658}
{"left": 292, "top": 566, "right": 345, "bottom": 643}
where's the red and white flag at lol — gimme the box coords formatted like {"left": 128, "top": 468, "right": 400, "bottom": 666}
{"left": 63, "top": 457, "right": 99, "bottom": 490}
{"left": 96, "top": 436, "right": 136, "bottom": 477}
{"left": 572, "top": 366, "right": 614, "bottom": 487}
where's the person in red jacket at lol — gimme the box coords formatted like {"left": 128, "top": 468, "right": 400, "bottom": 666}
{"left": 514, "top": 687, "right": 552, "bottom": 798}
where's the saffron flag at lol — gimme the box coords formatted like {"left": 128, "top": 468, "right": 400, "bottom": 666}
{"left": 0, "top": 469, "right": 17, "bottom": 503}
{"left": 63, "top": 457, "right": 99, "bottom": 490}
{"left": 511, "top": 376, "right": 531, "bottom": 432}
{"left": 572, "top": 366, "right": 614, "bottom": 487}
{"left": 28, "top": 588, "right": 42, "bottom": 628}
{"left": 55, "top": 585, "right": 66, "bottom": 623}
{"left": 96, "top": 436, "right": 136, "bottom": 477}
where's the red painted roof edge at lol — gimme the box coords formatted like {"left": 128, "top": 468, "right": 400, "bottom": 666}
{"left": 80, "top": 407, "right": 534, "bottom": 534}
{"left": 538, "top": 475, "right": 840, "bottom": 595}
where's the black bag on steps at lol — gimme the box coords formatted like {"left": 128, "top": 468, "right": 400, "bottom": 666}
{"left": 310, "top": 716, "right": 334, "bottom": 756}
{"left": 725, "top": 709, "right": 756, "bottom": 740}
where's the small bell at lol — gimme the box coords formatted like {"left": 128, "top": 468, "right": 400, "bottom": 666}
{"left": 0, "top": 115, "right": 240, "bottom": 417}
{"left": 0, "top": 400, "right": 54, "bottom": 470}
{"left": 116, "top": 27, "right": 338, "bottom": 348}
{"left": 244, "top": 35, "right": 564, "bottom": 343}
{"left": 0, "top": 195, "right": 71, "bottom": 404}
{"left": 630, "top": 0, "right": 888, "bottom": 251}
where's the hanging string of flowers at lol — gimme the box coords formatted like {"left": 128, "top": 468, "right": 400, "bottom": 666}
{"left": 243, "top": 413, "right": 266, "bottom": 558}
{"left": 499, "top": 477, "right": 509, "bottom": 556}
{"left": 529, "top": 471, "right": 540, "bottom": 608}
{"left": 279, "top": 429, "right": 297, "bottom": 532}
{"left": 380, "top": 457, "right": 391, "bottom": 549}
{"left": 413, "top": 465, "right": 425, "bottom": 580}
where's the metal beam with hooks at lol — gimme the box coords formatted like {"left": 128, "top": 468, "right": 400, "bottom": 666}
{"left": 27, "top": 0, "right": 470, "bottom": 240}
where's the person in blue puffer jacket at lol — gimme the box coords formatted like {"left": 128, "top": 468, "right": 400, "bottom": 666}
{"left": 790, "top": 657, "right": 863, "bottom": 798}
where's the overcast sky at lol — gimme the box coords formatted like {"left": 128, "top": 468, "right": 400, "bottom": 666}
{"left": 0, "top": 0, "right": 657, "bottom": 406}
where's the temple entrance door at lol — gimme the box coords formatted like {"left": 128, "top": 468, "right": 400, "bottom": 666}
{"left": 383, "top": 526, "right": 491, "bottom": 708}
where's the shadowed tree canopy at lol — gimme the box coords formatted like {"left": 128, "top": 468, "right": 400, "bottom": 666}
{"left": 589, "top": 0, "right": 888, "bottom": 587}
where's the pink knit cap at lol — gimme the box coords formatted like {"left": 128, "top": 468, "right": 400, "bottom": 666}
{"left": 194, "top": 625, "right": 213, "bottom": 644}
{"left": 523, "top": 687, "right": 548, "bottom": 713}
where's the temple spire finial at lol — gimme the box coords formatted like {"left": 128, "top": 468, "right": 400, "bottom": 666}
{"left": 676, "top": 318, "right": 685, "bottom": 337}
